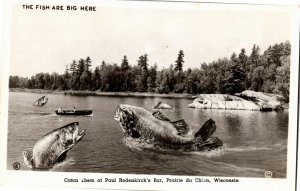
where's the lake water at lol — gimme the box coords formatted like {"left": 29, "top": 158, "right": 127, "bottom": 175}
{"left": 7, "top": 92, "right": 288, "bottom": 178}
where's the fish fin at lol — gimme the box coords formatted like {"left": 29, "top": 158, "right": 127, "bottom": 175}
{"left": 194, "top": 118, "right": 217, "bottom": 141}
{"left": 57, "top": 150, "right": 69, "bottom": 163}
{"left": 153, "top": 101, "right": 161, "bottom": 109}
{"left": 171, "top": 119, "right": 190, "bottom": 136}
{"left": 152, "top": 110, "right": 170, "bottom": 122}
{"left": 22, "top": 149, "right": 33, "bottom": 168}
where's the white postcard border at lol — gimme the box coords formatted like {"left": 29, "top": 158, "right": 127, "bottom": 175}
{"left": 0, "top": 1, "right": 299, "bottom": 191}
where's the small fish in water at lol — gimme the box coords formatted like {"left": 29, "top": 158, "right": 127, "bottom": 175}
{"left": 114, "top": 104, "right": 223, "bottom": 152}
{"left": 153, "top": 100, "right": 173, "bottom": 109}
{"left": 33, "top": 96, "right": 48, "bottom": 107}
{"left": 22, "top": 122, "right": 85, "bottom": 169}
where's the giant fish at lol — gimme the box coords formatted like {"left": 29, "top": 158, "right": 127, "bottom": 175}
{"left": 114, "top": 104, "right": 223, "bottom": 151}
{"left": 22, "top": 122, "right": 85, "bottom": 169}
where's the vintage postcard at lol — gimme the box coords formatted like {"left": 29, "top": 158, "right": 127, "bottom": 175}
{"left": 0, "top": 0, "right": 299, "bottom": 191}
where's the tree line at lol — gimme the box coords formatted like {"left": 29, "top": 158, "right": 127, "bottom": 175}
{"left": 9, "top": 41, "right": 290, "bottom": 101}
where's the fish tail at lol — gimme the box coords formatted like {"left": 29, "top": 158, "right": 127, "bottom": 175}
{"left": 194, "top": 118, "right": 217, "bottom": 141}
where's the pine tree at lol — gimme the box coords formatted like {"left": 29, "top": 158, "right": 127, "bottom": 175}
{"left": 137, "top": 54, "right": 148, "bottom": 92}
{"left": 91, "top": 66, "right": 101, "bottom": 90}
{"left": 222, "top": 52, "right": 246, "bottom": 94}
{"left": 238, "top": 48, "right": 247, "bottom": 68}
{"left": 121, "top": 55, "right": 129, "bottom": 71}
{"left": 120, "top": 55, "right": 131, "bottom": 91}
{"left": 101, "top": 60, "right": 106, "bottom": 68}
{"left": 174, "top": 50, "right": 184, "bottom": 71}
{"left": 249, "top": 44, "right": 260, "bottom": 67}
{"left": 85, "top": 56, "right": 92, "bottom": 72}
{"left": 69, "top": 60, "right": 77, "bottom": 76}
{"left": 137, "top": 54, "right": 148, "bottom": 71}
{"left": 147, "top": 64, "right": 157, "bottom": 92}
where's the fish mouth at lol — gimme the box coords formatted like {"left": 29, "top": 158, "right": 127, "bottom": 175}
{"left": 113, "top": 107, "right": 122, "bottom": 122}
{"left": 76, "top": 129, "right": 85, "bottom": 143}
{"left": 68, "top": 122, "right": 85, "bottom": 146}
{"left": 58, "top": 122, "right": 85, "bottom": 162}
{"left": 114, "top": 105, "right": 129, "bottom": 121}
{"left": 113, "top": 105, "right": 130, "bottom": 127}
{"left": 114, "top": 105, "right": 141, "bottom": 139}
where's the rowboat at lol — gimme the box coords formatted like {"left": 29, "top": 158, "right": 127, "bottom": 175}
{"left": 55, "top": 110, "right": 92, "bottom": 116}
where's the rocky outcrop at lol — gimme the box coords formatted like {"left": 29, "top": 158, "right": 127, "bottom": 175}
{"left": 188, "top": 90, "right": 287, "bottom": 111}
{"left": 235, "top": 90, "right": 286, "bottom": 111}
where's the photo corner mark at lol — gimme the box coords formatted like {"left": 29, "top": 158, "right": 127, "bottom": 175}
{"left": 13, "top": 162, "right": 20, "bottom": 170}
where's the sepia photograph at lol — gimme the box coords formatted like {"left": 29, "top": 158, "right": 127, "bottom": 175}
{"left": 1, "top": 0, "right": 299, "bottom": 190}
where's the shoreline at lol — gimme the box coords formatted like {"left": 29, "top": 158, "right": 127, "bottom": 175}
{"left": 9, "top": 88, "right": 288, "bottom": 110}
{"left": 9, "top": 88, "right": 197, "bottom": 99}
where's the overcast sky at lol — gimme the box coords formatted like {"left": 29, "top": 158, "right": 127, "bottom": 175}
{"left": 10, "top": 2, "right": 292, "bottom": 77}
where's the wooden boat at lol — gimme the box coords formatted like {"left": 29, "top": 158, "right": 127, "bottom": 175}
{"left": 55, "top": 110, "right": 92, "bottom": 116}
{"left": 33, "top": 96, "right": 48, "bottom": 106}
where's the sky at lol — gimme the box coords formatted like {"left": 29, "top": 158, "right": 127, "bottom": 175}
{"left": 10, "top": 2, "right": 292, "bottom": 77}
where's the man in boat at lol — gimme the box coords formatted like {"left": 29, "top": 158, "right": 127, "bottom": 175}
{"left": 73, "top": 107, "right": 76, "bottom": 113}
{"left": 58, "top": 107, "right": 62, "bottom": 113}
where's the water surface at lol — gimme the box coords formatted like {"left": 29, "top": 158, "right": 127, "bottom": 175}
{"left": 7, "top": 92, "right": 288, "bottom": 177}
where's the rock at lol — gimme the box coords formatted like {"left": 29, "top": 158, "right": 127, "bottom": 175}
{"left": 236, "top": 90, "right": 286, "bottom": 111}
{"left": 188, "top": 90, "right": 287, "bottom": 111}
{"left": 188, "top": 94, "right": 260, "bottom": 110}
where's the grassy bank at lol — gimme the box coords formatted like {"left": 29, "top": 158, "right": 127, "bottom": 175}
{"left": 9, "top": 88, "right": 197, "bottom": 99}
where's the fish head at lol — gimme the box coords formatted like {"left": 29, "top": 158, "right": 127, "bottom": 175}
{"left": 114, "top": 104, "right": 175, "bottom": 142}
{"left": 114, "top": 104, "right": 143, "bottom": 139}
{"left": 57, "top": 122, "right": 85, "bottom": 148}
{"left": 28, "top": 122, "right": 85, "bottom": 169}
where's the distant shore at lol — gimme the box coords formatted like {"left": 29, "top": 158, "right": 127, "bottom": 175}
{"left": 9, "top": 88, "right": 197, "bottom": 99}
{"left": 9, "top": 88, "right": 288, "bottom": 110}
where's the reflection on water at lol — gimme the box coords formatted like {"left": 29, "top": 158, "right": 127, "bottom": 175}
{"left": 7, "top": 92, "right": 288, "bottom": 177}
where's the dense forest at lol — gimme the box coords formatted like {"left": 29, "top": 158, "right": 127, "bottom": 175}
{"left": 9, "top": 41, "right": 290, "bottom": 101}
